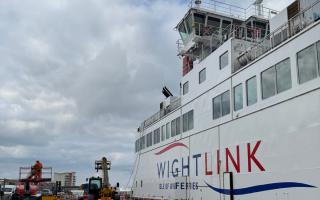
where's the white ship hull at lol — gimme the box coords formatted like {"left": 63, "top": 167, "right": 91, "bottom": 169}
{"left": 132, "top": 0, "right": 320, "bottom": 199}
{"left": 133, "top": 88, "right": 320, "bottom": 199}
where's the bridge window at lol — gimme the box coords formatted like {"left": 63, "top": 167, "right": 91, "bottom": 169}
{"left": 185, "top": 14, "right": 193, "bottom": 34}
{"left": 297, "top": 44, "right": 318, "bottom": 84}
{"left": 246, "top": 76, "right": 257, "bottom": 106}
{"left": 194, "top": 13, "right": 205, "bottom": 36}
{"left": 199, "top": 68, "right": 206, "bottom": 84}
{"left": 234, "top": 84, "right": 243, "bottom": 111}
{"left": 166, "top": 122, "right": 170, "bottom": 139}
{"left": 183, "top": 81, "right": 189, "bottom": 95}
{"left": 183, "top": 110, "right": 194, "bottom": 132}
{"left": 262, "top": 58, "right": 291, "bottom": 99}
{"left": 220, "top": 51, "right": 228, "bottom": 69}
{"left": 146, "top": 132, "right": 152, "bottom": 147}
{"left": 207, "top": 17, "right": 220, "bottom": 35}
{"left": 178, "top": 23, "right": 188, "bottom": 42}
{"left": 213, "top": 90, "right": 230, "bottom": 120}
{"left": 222, "top": 20, "right": 231, "bottom": 30}
{"left": 153, "top": 128, "right": 160, "bottom": 144}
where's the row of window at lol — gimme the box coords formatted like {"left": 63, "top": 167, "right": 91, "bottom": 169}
{"left": 135, "top": 41, "right": 320, "bottom": 152}
{"left": 183, "top": 51, "right": 229, "bottom": 95}
{"left": 135, "top": 110, "right": 194, "bottom": 152}
{"left": 213, "top": 40, "right": 320, "bottom": 120}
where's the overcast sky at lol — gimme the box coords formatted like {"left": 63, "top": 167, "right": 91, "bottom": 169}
{"left": 0, "top": 0, "right": 293, "bottom": 188}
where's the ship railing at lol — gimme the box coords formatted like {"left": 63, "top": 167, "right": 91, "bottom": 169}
{"left": 235, "top": 0, "right": 320, "bottom": 71}
{"left": 245, "top": 4, "right": 278, "bottom": 20}
{"left": 188, "top": 0, "right": 277, "bottom": 20}
{"left": 177, "top": 21, "right": 268, "bottom": 61}
{"left": 141, "top": 97, "right": 181, "bottom": 130}
{"left": 143, "top": 111, "right": 161, "bottom": 129}
{"left": 226, "top": 24, "right": 269, "bottom": 42}
{"left": 189, "top": 0, "right": 246, "bottom": 19}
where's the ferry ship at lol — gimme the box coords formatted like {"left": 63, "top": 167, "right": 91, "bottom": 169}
{"left": 131, "top": 0, "right": 320, "bottom": 199}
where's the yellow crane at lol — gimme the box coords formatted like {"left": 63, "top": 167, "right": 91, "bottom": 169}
{"left": 88, "top": 157, "right": 119, "bottom": 200}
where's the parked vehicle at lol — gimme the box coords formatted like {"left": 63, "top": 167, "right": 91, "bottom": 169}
{"left": 1, "top": 185, "right": 16, "bottom": 200}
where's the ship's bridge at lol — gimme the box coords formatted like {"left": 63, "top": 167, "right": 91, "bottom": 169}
{"left": 176, "top": 0, "right": 277, "bottom": 75}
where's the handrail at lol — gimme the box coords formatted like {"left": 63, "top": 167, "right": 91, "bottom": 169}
{"left": 188, "top": 0, "right": 277, "bottom": 20}
{"left": 141, "top": 97, "right": 181, "bottom": 130}
{"left": 235, "top": 0, "right": 320, "bottom": 70}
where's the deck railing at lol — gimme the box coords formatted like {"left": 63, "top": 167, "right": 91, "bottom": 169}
{"left": 188, "top": 0, "right": 277, "bottom": 20}
{"left": 141, "top": 97, "right": 181, "bottom": 130}
{"left": 236, "top": 0, "right": 320, "bottom": 70}
{"left": 177, "top": 22, "right": 269, "bottom": 61}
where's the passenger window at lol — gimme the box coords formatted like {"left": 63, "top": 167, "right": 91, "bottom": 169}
{"left": 183, "top": 110, "right": 194, "bottom": 132}
{"left": 234, "top": 84, "right": 243, "bottom": 111}
{"left": 183, "top": 113, "right": 188, "bottom": 132}
{"left": 188, "top": 110, "right": 194, "bottom": 130}
{"left": 297, "top": 44, "right": 318, "bottom": 84}
{"left": 176, "top": 117, "right": 181, "bottom": 135}
{"left": 220, "top": 51, "right": 228, "bottom": 69}
{"left": 246, "top": 76, "right": 257, "bottom": 106}
{"left": 221, "top": 91, "right": 230, "bottom": 116}
{"left": 317, "top": 41, "right": 320, "bottom": 76}
{"left": 161, "top": 125, "right": 165, "bottom": 141}
{"left": 140, "top": 136, "right": 145, "bottom": 150}
{"left": 213, "top": 95, "right": 221, "bottom": 120}
{"left": 199, "top": 68, "right": 206, "bottom": 84}
{"left": 146, "top": 132, "right": 152, "bottom": 147}
{"left": 261, "top": 67, "right": 276, "bottom": 99}
{"left": 183, "top": 81, "right": 189, "bottom": 95}
{"left": 171, "top": 119, "right": 176, "bottom": 137}
{"left": 276, "top": 58, "right": 292, "bottom": 93}
{"left": 153, "top": 128, "right": 160, "bottom": 144}
{"left": 262, "top": 58, "right": 292, "bottom": 99}
{"left": 212, "top": 90, "right": 230, "bottom": 119}
{"left": 166, "top": 122, "right": 170, "bottom": 139}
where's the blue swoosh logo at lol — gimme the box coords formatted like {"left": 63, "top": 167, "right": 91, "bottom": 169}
{"left": 205, "top": 181, "right": 316, "bottom": 195}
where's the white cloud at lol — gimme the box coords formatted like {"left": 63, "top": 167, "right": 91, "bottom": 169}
{"left": 0, "top": 0, "right": 293, "bottom": 186}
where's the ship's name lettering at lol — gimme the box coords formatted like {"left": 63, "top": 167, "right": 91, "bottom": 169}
{"left": 157, "top": 140, "right": 265, "bottom": 179}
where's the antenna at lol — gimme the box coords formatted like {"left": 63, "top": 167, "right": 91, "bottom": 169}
{"left": 253, "top": 0, "right": 263, "bottom": 16}
{"left": 194, "top": 0, "right": 201, "bottom": 8}
{"left": 162, "top": 87, "right": 173, "bottom": 98}
{"left": 253, "top": 0, "right": 263, "bottom": 5}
